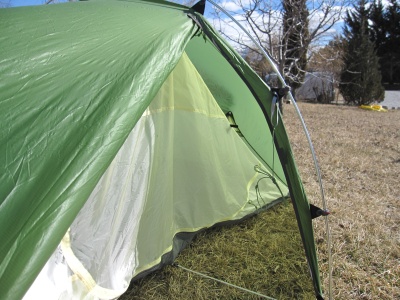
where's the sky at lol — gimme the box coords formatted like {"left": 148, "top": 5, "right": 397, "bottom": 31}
{"left": 7, "top": 0, "right": 48, "bottom": 6}
{"left": 4, "top": 0, "right": 56, "bottom": 6}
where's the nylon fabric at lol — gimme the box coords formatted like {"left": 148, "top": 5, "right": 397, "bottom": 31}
{"left": 0, "top": 2, "right": 196, "bottom": 299}
{"left": 24, "top": 52, "right": 288, "bottom": 300}
{"left": 186, "top": 35, "right": 285, "bottom": 184}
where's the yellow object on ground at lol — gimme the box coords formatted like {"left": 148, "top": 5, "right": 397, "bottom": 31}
{"left": 359, "top": 105, "right": 388, "bottom": 112}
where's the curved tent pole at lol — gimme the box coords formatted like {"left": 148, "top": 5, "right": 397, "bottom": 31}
{"left": 204, "top": 1, "right": 332, "bottom": 299}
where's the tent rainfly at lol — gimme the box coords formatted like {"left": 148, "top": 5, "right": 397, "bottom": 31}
{"left": 0, "top": 0, "right": 324, "bottom": 299}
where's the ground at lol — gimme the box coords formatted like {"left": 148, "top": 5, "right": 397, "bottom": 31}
{"left": 284, "top": 102, "right": 399, "bottom": 299}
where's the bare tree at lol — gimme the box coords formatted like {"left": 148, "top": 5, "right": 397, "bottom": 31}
{"left": 308, "top": 35, "right": 344, "bottom": 102}
{"left": 282, "top": 0, "right": 309, "bottom": 92}
{"left": 211, "top": 0, "right": 348, "bottom": 92}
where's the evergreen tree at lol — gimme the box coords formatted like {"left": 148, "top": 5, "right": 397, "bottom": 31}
{"left": 383, "top": 0, "right": 400, "bottom": 84}
{"left": 282, "top": 0, "right": 310, "bottom": 92}
{"left": 339, "top": 0, "right": 385, "bottom": 105}
{"left": 370, "top": 0, "right": 400, "bottom": 85}
{"left": 370, "top": 0, "right": 386, "bottom": 48}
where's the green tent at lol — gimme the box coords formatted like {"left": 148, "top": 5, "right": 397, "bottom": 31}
{"left": 0, "top": 0, "right": 324, "bottom": 299}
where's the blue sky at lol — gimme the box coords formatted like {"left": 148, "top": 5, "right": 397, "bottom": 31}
{"left": 8, "top": 0, "right": 60, "bottom": 6}
{"left": 9, "top": 0, "right": 43, "bottom": 6}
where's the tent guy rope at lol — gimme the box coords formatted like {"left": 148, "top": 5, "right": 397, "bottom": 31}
{"left": 174, "top": 264, "right": 277, "bottom": 300}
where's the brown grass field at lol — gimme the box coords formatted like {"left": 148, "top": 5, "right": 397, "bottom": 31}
{"left": 284, "top": 103, "right": 400, "bottom": 300}
{"left": 121, "top": 103, "right": 399, "bottom": 300}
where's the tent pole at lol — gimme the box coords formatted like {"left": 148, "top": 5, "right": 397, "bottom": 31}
{"left": 204, "top": 1, "right": 332, "bottom": 299}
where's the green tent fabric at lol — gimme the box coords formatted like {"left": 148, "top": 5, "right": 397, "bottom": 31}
{"left": 0, "top": 0, "right": 323, "bottom": 299}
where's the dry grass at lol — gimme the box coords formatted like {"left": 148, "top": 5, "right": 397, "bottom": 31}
{"left": 284, "top": 103, "right": 400, "bottom": 300}
{"left": 121, "top": 103, "right": 400, "bottom": 300}
{"left": 121, "top": 200, "right": 315, "bottom": 300}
